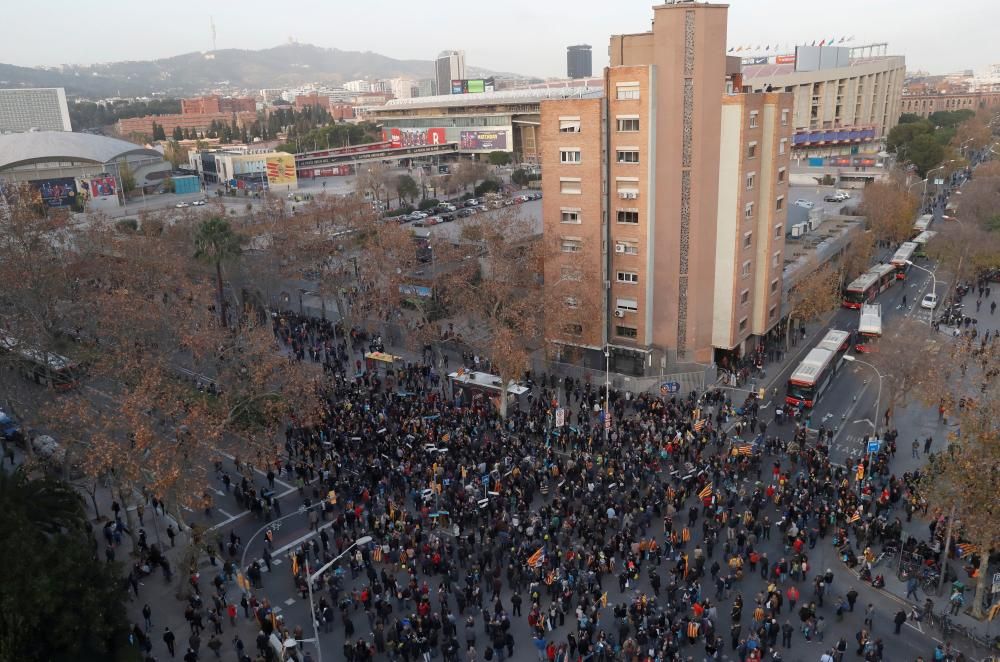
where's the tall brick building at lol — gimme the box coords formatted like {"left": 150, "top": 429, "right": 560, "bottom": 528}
{"left": 181, "top": 95, "right": 256, "bottom": 114}
{"left": 543, "top": 1, "right": 792, "bottom": 373}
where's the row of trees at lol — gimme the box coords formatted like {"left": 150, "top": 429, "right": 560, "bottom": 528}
{"left": 70, "top": 98, "right": 182, "bottom": 131}
{"left": 890, "top": 109, "right": 997, "bottom": 178}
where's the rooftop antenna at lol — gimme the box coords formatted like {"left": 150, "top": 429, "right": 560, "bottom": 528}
{"left": 210, "top": 16, "right": 217, "bottom": 52}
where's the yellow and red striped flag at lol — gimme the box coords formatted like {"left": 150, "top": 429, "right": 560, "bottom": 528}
{"left": 526, "top": 547, "right": 544, "bottom": 567}
{"left": 698, "top": 483, "right": 714, "bottom": 499}
{"left": 848, "top": 511, "right": 861, "bottom": 523}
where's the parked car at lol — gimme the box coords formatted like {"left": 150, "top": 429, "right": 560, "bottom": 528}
{"left": 823, "top": 194, "right": 843, "bottom": 202}
{"left": 464, "top": 199, "right": 480, "bottom": 208}
{"left": 921, "top": 293, "right": 939, "bottom": 309}
{"left": 175, "top": 202, "right": 190, "bottom": 208}
{"left": 793, "top": 199, "right": 814, "bottom": 209}
{"left": 411, "top": 211, "right": 428, "bottom": 219}
{"left": 193, "top": 199, "right": 207, "bottom": 206}
{"left": 440, "top": 213, "right": 456, "bottom": 223}
{"left": 457, "top": 208, "right": 475, "bottom": 218}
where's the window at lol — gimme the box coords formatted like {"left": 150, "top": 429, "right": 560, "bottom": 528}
{"left": 615, "top": 325, "right": 638, "bottom": 338}
{"left": 776, "top": 196, "right": 784, "bottom": 211}
{"left": 744, "top": 202, "right": 754, "bottom": 219}
{"left": 777, "top": 167, "right": 786, "bottom": 183}
{"left": 616, "top": 84, "right": 640, "bottom": 100}
{"left": 774, "top": 223, "right": 783, "bottom": 238}
{"left": 749, "top": 111, "right": 759, "bottom": 128}
{"left": 617, "top": 210, "right": 639, "bottom": 224}
{"left": 743, "top": 232, "right": 753, "bottom": 249}
{"left": 781, "top": 109, "right": 790, "bottom": 126}
{"left": 559, "top": 178, "right": 581, "bottom": 195}
{"left": 771, "top": 279, "right": 779, "bottom": 293}
{"left": 565, "top": 297, "right": 579, "bottom": 308}
{"left": 772, "top": 251, "right": 781, "bottom": 267}
{"left": 616, "top": 150, "right": 640, "bottom": 164}
{"left": 559, "top": 118, "right": 581, "bottom": 133}
{"left": 769, "top": 305, "right": 777, "bottom": 319}
{"left": 741, "top": 261, "right": 751, "bottom": 277}
{"left": 746, "top": 141, "right": 758, "bottom": 159}
{"left": 739, "top": 318, "right": 748, "bottom": 332}
{"left": 616, "top": 117, "right": 640, "bottom": 132}
{"left": 560, "top": 266, "right": 582, "bottom": 281}
{"left": 615, "top": 241, "right": 639, "bottom": 255}
{"left": 740, "top": 289, "right": 750, "bottom": 305}
{"left": 616, "top": 271, "right": 639, "bottom": 284}
{"left": 616, "top": 178, "right": 639, "bottom": 199}
{"left": 560, "top": 209, "right": 580, "bottom": 224}
{"left": 779, "top": 138, "right": 787, "bottom": 155}
{"left": 745, "top": 172, "right": 756, "bottom": 191}
{"left": 560, "top": 149, "right": 581, "bottom": 164}
{"left": 615, "top": 298, "right": 638, "bottom": 312}
{"left": 560, "top": 238, "right": 582, "bottom": 253}
{"left": 563, "top": 323, "right": 583, "bottom": 336}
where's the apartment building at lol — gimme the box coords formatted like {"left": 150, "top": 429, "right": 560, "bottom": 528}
{"left": 542, "top": 1, "right": 792, "bottom": 374}
{"left": 181, "top": 95, "right": 256, "bottom": 114}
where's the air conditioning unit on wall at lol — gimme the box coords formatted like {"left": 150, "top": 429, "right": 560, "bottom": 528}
{"left": 619, "top": 191, "right": 638, "bottom": 199}
{"left": 615, "top": 244, "right": 626, "bottom": 253}
{"left": 614, "top": 309, "right": 625, "bottom": 318}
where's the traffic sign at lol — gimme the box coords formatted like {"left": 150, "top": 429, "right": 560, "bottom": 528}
{"left": 554, "top": 407, "right": 565, "bottom": 427}
{"left": 991, "top": 572, "right": 1000, "bottom": 594}
{"left": 867, "top": 439, "right": 881, "bottom": 454}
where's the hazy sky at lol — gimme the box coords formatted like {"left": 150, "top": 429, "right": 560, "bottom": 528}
{"left": 1, "top": 0, "right": 995, "bottom": 77}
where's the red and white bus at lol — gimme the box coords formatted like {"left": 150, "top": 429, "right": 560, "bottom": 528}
{"left": 889, "top": 242, "right": 917, "bottom": 279}
{"left": 786, "top": 329, "right": 850, "bottom": 408}
{"left": 854, "top": 303, "right": 882, "bottom": 353}
{"left": 0, "top": 332, "right": 84, "bottom": 391}
{"left": 842, "top": 263, "right": 896, "bottom": 308}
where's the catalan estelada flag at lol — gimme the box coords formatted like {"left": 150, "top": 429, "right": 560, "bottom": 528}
{"left": 693, "top": 420, "right": 706, "bottom": 432}
{"left": 848, "top": 511, "right": 861, "bottom": 523}
{"left": 526, "top": 547, "right": 544, "bottom": 567}
{"left": 735, "top": 444, "right": 753, "bottom": 456}
{"left": 955, "top": 543, "right": 978, "bottom": 558}
{"left": 698, "top": 483, "right": 714, "bottom": 500}
{"left": 600, "top": 592, "right": 608, "bottom": 607}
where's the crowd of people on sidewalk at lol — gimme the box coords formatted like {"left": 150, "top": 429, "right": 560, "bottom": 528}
{"left": 119, "top": 308, "right": 986, "bottom": 662}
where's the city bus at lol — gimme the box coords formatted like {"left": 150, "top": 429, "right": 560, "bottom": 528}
{"left": 889, "top": 242, "right": 917, "bottom": 279}
{"left": 855, "top": 303, "right": 882, "bottom": 353}
{"left": 842, "top": 263, "right": 896, "bottom": 308}
{"left": 912, "top": 214, "right": 933, "bottom": 238}
{"left": 786, "top": 329, "right": 850, "bottom": 409}
{"left": 912, "top": 230, "right": 937, "bottom": 258}
{"left": 0, "top": 333, "right": 84, "bottom": 391}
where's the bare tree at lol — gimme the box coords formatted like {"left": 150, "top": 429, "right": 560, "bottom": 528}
{"left": 860, "top": 181, "right": 920, "bottom": 245}
{"left": 784, "top": 264, "right": 842, "bottom": 349}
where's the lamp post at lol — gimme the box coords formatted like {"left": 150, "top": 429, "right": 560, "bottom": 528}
{"left": 307, "top": 535, "right": 372, "bottom": 661}
{"left": 843, "top": 355, "right": 883, "bottom": 492}
{"left": 238, "top": 500, "right": 330, "bottom": 590}
{"left": 924, "top": 161, "right": 956, "bottom": 205}
{"left": 905, "top": 260, "right": 941, "bottom": 319}
{"left": 603, "top": 345, "right": 610, "bottom": 443}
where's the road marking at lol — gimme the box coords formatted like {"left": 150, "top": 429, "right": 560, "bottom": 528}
{"left": 271, "top": 521, "right": 335, "bottom": 558}
{"left": 218, "top": 508, "right": 234, "bottom": 519}
{"left": 828, "top": 382, "right": 870, "bottom": 449}
{"left": 284, "top": 598, "right": 296, "bottom": 606}
{"left": 215, "top": 450, "right": 294, "bottom": 489}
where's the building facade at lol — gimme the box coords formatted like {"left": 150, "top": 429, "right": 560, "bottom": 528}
{"left": 542, "top": 2, "right": 792, "bottom": 373}
{"left": 741, "top": 48, "right": 905, "bottom": 160}
{"left": 0, "top": 87, "right": 72, "bottom": 133}
{"left": 117, "top": 112, "right": 257, "bottom": 138}
{"left": 435, "top": 51, "right": 466, "bottom": 96}
{"left": 567, "top": 45, "right": 593, "bottom": 79}
{"left": 899, "top": 90, "right": 1000, "bottom": 118}
{"left": 181, "top": 95, "right": 255, "bottom": 114}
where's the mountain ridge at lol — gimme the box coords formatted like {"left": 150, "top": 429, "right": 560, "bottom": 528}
{"left": 0, "top": 43, "right": 520, "bottom": 98}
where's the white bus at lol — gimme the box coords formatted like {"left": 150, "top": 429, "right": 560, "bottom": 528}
{"left": 889, "top": 242, "right": 918, "bottom": 279}
{"left": 855, "top": 303, "right": 882, "bottom": 353}
{"left": 786, "top": 329, "right": 850, "bottom": 408}
{"left": 912, "top": 230, "right": 937, "bottom": 257}
{"left": 912, "top": 214, "right": 933, "bottom": 236}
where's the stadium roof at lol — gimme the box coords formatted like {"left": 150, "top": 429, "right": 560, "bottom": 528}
{"left": 375, "top": 86, "right": 604, "bottom": 112}
{"left": 0, "top": 131, "right": 162, "bottom": 170}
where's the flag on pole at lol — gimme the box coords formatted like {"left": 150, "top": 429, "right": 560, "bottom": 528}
{"left": 693, "top": 419, "right": 706, "bottom": 432}
{"left": 819, "top": 39, "right": 826, "bottom": 46}
{"left": 698, "top": 483, "right": 714, "bottom": 500}
{"left": 955, "top": 543, "right": 978, "bottom": 558}
{"left": 728, "top": 47, "right": 734, "bottom": 52}
{"left": 526, "top": 547, "right": 545, "bottom": 567}
{"left": 373, "top": 546, "right": 383, "bottom": 563}
{"left": 734, "top": 444, "right": 753, "bottom": 456}
{"left": 848, "top": 511, "right": 861, "bottom": 523}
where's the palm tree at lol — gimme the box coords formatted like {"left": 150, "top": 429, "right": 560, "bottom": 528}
{"left": 194, "top": 217, "right": 242, "bottom": 328}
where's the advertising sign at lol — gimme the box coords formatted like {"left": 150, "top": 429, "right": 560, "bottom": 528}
{"left": 88, "top": 175, "right": 117, "bottom": 198}
{"left": 741, "top": 56, "right": 769, "bottom": 66}
{"left": 775, "top": 55, "right": 796, "bottom": 65}
{"left": 554, "top": 408, "right": 565, "bottom": 427}
{"left": 265, "top": 154, "right": 297, "bottom": 186}
{"left": 459, "top": 130, "right": 508, "bottom": 151}
{"left": 32, "top": 177, "right": 78, "bottom": 208}
{"left": 390, "top": 128, "right": 448, "bottom": 149}
{"left": 450, "top": 78, "right": 495, "bottom": 94}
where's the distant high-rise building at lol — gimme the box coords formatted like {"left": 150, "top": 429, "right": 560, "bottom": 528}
{"left": 416, "top": 79, "right": 437, "bottom": 97}
{"left": 389, "top": 78, "right": 417, "bottom": 100}
{"left": 343, "top": 80, "right": 371, "bottom": 93}
{"left": 436, "top": 50, "right": 466, "bottom": 95}
{"left": 567, "top": 45, "right": 593, "bottom": 79}
{"left": 0, "top": 87, "right": 72, "bottom": 133}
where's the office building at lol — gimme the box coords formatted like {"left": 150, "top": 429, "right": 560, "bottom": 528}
{"left": 181, "top": 95, "right": 256, "bottom": 114}
{"left": 436, "top": 50, "right": 466, "bottom": 96}
{"left": 117, "top": 111, "right": 256, "bottom": 139}
{"left": 542, "top": 1, "right": 792, "bottom": 373}
{"left": 567, "top": 45, "right": 593, "bottom": 79}
{"left": 740, "top": 45, "right": 905, "bottom": 160}
{"left": 389, "top": 78, "right": 418, "bottom": 100}
{"left": 0, "top": 87, "right": 72, "bottom": 133}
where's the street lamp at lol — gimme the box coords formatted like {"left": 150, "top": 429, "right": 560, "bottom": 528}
{"left": 905, "top": 260, "right": 940, "bottom": 310}
{"left": 906, "top": 178, "right": 927, "bottom": 193}
{"left": 307, "top": 535, "right": 372, "bottom": 661}
{"left": 924, "top": 160, "right": 956, "bottom": 203}
{"left": 603, "top": 345, "right": 610, "bottom": 443}
{"left": 842, "top": 355, "right": 884, "bottom": 490}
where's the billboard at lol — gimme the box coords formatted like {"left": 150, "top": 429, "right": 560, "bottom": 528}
{"left": 32, "top": 177, "right": 78, "bottom": 208}
{"left": 265, "top": 154, "right": 297, "bottom": 186}
{"left": 388, "top": 127, "right": 447, "bottom": 148}
{"left": 741, "top": 56, "right": 769, "bottom": 66}
{"left": 450, "top": 78, "right": 495, "bottom": 94}
{"left": 775, "top": 55, "right": 796, "bottom": 65}
{"left": 88, "top": 175, "right": 117, "bottom": 198}
{"left": 459, "top": 130, "right": 508, "bottom": 151}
